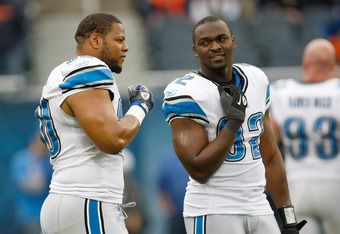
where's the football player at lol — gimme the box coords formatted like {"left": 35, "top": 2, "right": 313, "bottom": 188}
{"left": 162, "top": 16, "right": 306, "bottom": 234}
{"left": 35, "top": 13, "right": 153, "bottom": 234}
{"left": 271, "top": 38, "right": 340, "bottom": 234}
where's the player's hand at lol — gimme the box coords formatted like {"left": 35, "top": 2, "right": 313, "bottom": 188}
{"left": 277, "top": 206, "right": 307, "bottom": 234}
{"left": 218, "top": 84, "right": 247, "bottom": 134}
{"left": 128, "top": 85, "right": 154, "bottom": 114}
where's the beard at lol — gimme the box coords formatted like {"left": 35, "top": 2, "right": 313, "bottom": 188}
{"left": 101, "top": 45, "right": 122, "bottom": 74}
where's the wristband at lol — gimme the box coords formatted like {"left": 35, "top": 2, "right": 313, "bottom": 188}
{"left": 125, "top": 105, "right": 146, "bottom": 125}
{"left": 277, "top": 206, "right": 297, "bottom": 226}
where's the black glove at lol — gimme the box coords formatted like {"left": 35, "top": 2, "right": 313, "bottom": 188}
{"left": 218, "top": 84, "right": 247, "bottom": 134}
{"left": 277, "top": 206, "right": 307, "bottom": 234}
{"left": 128, "top": 85, "right": 154, "bottom": 114}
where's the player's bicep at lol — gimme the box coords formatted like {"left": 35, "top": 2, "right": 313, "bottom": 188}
{"left": 260, "top": 110, "right": 282, "bottom": 165}
{"left": 269, "top": 113, "right": 281, "bottom": 144}
{"left": 170, "top": 118, "right": 209, "bottom": 170}
{"left": 65, "top": 89, "right": 125, "bottom": 153}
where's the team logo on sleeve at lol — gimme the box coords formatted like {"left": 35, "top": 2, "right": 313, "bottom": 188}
{"left": 165, "top": 89, "right": 177, "bottom": 97}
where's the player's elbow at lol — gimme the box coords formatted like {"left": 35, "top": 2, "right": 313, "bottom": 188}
{"left": 193, "top": 176, "right": 209, "bottom": 184}
{"left": 182, "top": 162, "right": 212, "bottom": 184}
{"left": 195, "top": 177, "right": 209, "bottom": 184}
{"left": 92, "top": 126, "right": 138, "bottom": 154}
{"left": 96, "top": 138, "right": 128, "bottom": 155}
{"left": 189, "top": 171, "right": 210, "bottom": 184}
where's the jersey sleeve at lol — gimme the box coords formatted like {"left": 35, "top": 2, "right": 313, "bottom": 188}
{"left": 265, "top": 83, "right": 270, "bottom": 111}
{"left": 59, "top": 65, "right": 113, "bottom": 94}
{"left": 253, "top": 65, "right": 271, "bottom": 111}
{"left": 58, "top": 57, "right": 114, "bottom": 103}
{"left": 162, "top": 74, "right": 209, "bottom": 126}
{"left": 269, "top": 79, "right": 292, "bottom": 122}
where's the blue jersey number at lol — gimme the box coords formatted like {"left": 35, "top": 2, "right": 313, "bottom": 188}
{"left": 284, "top": 117, "right": 338, "bottom": 159}
{"left": 218, "top": 113, "right": 264, "bottom": 161}
{"left": 248, "top": 113, "right": 263, "bottom": 160}
{"left": 35, "top": 98, "right": 61, "bottom": 159}
{"left": 175, "top": 75, "right": 194, "bottom": 86}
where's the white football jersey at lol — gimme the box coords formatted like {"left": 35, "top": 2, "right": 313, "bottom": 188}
{"left": 162, "top": 64, "right": 273, "bottom": 217}
{"left": 270, "top": 78, "right": 340, "bottom": 183}
{"left": 35, "top": 55, "right": 124, "bottom": 204}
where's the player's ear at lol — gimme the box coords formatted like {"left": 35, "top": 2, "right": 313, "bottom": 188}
{"left": 193, "top": 44, "right": 198, "bottom": 57}
{"left": 89, "top": 32, "right": 103, "bottom": 49}
{"left": 232, "top": 35, "right": 236, "bottom": 49}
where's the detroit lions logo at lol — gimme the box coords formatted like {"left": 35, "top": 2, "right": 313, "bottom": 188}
{"left": 165, "top": 89, "right": 177, "bottom": 97}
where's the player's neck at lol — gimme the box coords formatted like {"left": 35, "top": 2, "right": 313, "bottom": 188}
{"left": 198, "top": 70, "right": 234, "bottom": 86}
{"left": 198, "top": 68, "right": 233, "bottom": 84}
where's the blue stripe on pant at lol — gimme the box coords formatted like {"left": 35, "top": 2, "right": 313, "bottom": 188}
{"left": 196, "top": 216, "right": 205, "bottom": 234}
{"left": 89, "top": 200, "right": 100, "bottom": 234}
{"left": 86, "top": 200, "right": 105, "bottom": 234}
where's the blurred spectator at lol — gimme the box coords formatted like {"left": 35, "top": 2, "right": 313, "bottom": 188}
{"left": 188, "top": 0, "right": 242, "bottom": 25}
{"left": 10, "top": 133, "right": 52, "bottom": 234}
{"left": 281, "top": 0, "right": 303, "bottom": 29}
{"left": 122, "top": 148, "right": 146, "bottom": 234}
{"left": 241, "top": 0, "right": 258, "bottom": 24}
{"left": 157, "top": 147, "right": 189, "bottom": 234}
{"left": 324, "top": 4, "right": 340, "bottom": 64}
{"left": 0, "top": 0, "right": 27, "bottom": 75}
{"left": 258, "top": 0, "right": 303, "bottom": 33}
{"left": 140, "top": 0, "right": 189, "bottom": 30}
{"left": 299, "top": 0, "right": 335, "bottom": 7}
{"left": 148, "top": 0, "right": 188, "bottom": 18}
{"left": 329, "top": 32, "right": 340, "bottom": 64}
{"left": 187, "top": 0, "right": 211, "bottom": 25}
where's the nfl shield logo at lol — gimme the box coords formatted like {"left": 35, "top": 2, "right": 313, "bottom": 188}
{"left": 141, "top": 92, "right": 150, "bottom": 100}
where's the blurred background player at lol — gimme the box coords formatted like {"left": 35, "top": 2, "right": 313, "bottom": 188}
{"left": 270, "top": 38, "right": 340, "bottom": 234}
{"left": 10, "top": 133, "right": 52, "bottom": 234}
{"left": 0, "top": 0, "right": 26, "bottom": 75}
{"left": 122, "top": 148, "right": 146, "bottom": 234}
{"left": 157, "top": 147, "right": 188, "bottom": 234}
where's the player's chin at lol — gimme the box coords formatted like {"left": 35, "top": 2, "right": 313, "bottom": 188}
{"left": 211, "top": 61, "right": 227, "bottom": 70}
{"left": 210, "top": 58, "right": 226, "bottom": 65}
{"left": 110, "top": 64, "right": 123, "bottom": 73}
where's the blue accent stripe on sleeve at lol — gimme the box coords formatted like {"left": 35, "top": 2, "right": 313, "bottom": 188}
{"left": 162, "top": 101, "right": 207, "bottom": 120}
{"left": 266, "top": 84, "right": 270, "bottom": 105}
{"left": 60, "top": 69, "right": 113, "bottom": 90}
{"left": 63, "top": 64, "right": 106, "bottom": 81}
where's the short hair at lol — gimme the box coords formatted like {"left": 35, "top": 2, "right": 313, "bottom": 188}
{"left": 74, "top": 13, "right": 122, "bottom": 45}
{"left": 192, "top": 16, "right": 233, "bottom": 44}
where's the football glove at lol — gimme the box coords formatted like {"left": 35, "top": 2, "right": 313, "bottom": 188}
{"left": 218, "top": 84, "right": 247, "bottom": 134}
{"left": 128, "top": 85, "right": 154, "bottom": 114}
{"left": 277, "top": 206, "right": 307, "bottom": 234}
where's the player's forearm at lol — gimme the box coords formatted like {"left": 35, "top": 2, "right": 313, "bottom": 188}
{"left": 86, "top": 115, "right": 140, "bottom": 154}
{"left": 182, "top": 127, "right": 237, "bottom": 184}
{"left": 265, "top": 154, "right": 292, "bottom": 208}
{"left": 269, "top": 114, "right": 281, "bottom": 144}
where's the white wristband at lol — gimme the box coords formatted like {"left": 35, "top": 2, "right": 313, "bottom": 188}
{"left": 125, "top": 105, "right": 146, "bottom": 125}
{"left": 283, "top": 206, "right": 296, "bottom": 224}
